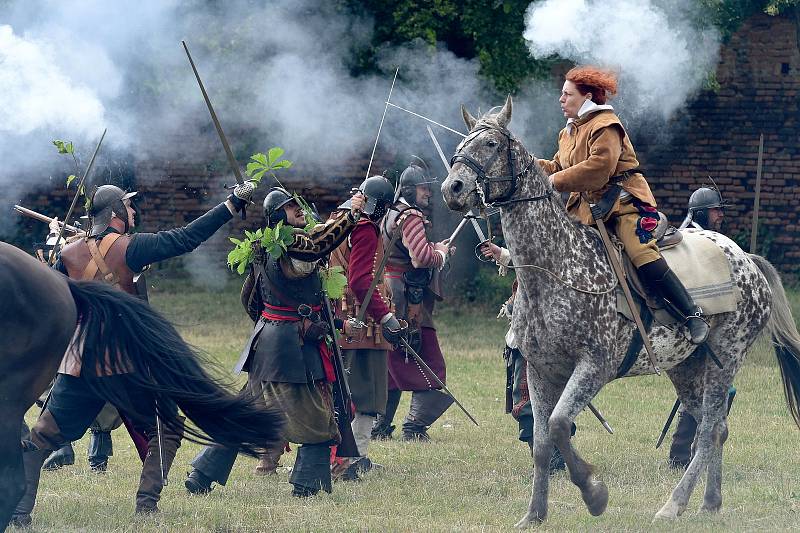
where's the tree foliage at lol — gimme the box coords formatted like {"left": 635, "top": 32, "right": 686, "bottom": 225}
{"left": 700, "top": 0, "right": 800, "bottom": 38}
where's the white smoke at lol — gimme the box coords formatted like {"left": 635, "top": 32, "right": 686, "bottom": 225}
{"left": 523, "top": 0, "right": 720, "bottom": 123}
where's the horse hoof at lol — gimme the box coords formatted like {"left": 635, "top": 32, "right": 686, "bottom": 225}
{"left": 514, "top": 513, "right": 544, "bottom": 529}
{"left": 582, "top": 480, "right": 609, "bottom": 516}
{"left": 653, "top": 501, "right": 680, "bottom": 521}
{"left": 700, "top": 502, "right": 722, "bottom": 514}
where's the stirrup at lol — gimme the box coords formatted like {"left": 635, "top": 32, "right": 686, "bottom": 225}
{"left": 683, "top": 309, "right": 709, "bottom": 345}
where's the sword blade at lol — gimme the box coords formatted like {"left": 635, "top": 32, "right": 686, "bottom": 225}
{"left": 447, "top": 217, "right": 469, "bottom": 243}
{"left": 656, "top": 398, "right": 681, "bottom": 449}
{"left": 398, "top": 337, "right": 479, "bottom": 426}
{"left": 387, "top": 102, "right": 466, "bottom": 138}
{"left": 427, "top": 124, "right": 451, "bottom": 172}
{"left": 365, "top": 68, "right": 399, "bottom": 180}
{"left": 586, "top": 401, "right": 614, "bottom": 435}
{"left": 469, "top": 217, "right": 488, "bottom": 243}
{"left": 182, "top": 40, "right": 244, "bottom": 186}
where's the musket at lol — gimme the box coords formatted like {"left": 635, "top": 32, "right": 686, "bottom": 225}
{"left": 50, "top": 129, "right": 106, "bottom": 264}
{"left": 656, "top": 398, "right": 681, "bottom": 449}
{"left": 321, "top": 292, "right": 361, "bottom": 457}
{"left": 583, "top": 193, "right": 660, "bottom": 375}
{"left": 397, "top": 337, "right": 479, "bottom": 426}
{"left": 181, "top": 40, "right": 247, "bottom": 218}
{"left": 365, "top": 68, "right": 399, "bottom": 180}
{"left": 14, "top": 205, "right": 82, "bottom": 234}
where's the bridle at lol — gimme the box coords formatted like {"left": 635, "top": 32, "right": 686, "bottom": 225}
{"left": 450, "top": 123, "right": 551, "bottom": 208}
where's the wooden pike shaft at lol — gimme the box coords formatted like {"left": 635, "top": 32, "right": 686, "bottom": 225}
{"left": 750, "top": 133, "right": 764, "bottom": 253}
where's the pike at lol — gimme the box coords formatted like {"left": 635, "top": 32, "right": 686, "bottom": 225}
{"left": 50, "top": 129, "right": 107, "bottom": 264}
{"left": 583, "top": 193, "right": 660, "bottom": 375}
{"left": 182, "top": 40, "right": 247, "bottom": 218}
{"left": 364, "top": 68, "right": 399, "bottom": 180}
{"left": 397, "top": 336, "right": 479, "bottom": 426}
{"left": 13, "top": 205, "right": 82, "bottom": 234}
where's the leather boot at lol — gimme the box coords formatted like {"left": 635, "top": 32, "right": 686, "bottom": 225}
{"left": 372, "top": 390, "right": 401, "bottom": 440}
{"left": 135, "top": 418, "right": 183, "bottom": 515}
{"left": 639, "top": 260, "right": 709, "bottom": 344}
{"left": 289, "top": 443, "right": 332, "bottom": 497}
{"left": 14, "top": 412, "right": 67, "bottom": 526}
{"left": 668, "top": 409, "right": 697, "bottom": 469}
{"left": 184, "top": 469, "right": 214, "bottom": 495}
{"left": 42, "top": 443, "right": 75, "bottom": 471}
{"left": 254, "top": 444, "right": 285, "bottom": 476}
{"left": 88, "top": 430, "right": 113, "bottom": 472}
{"left": 402, "top": 389, "right": 453, "bottom": 442}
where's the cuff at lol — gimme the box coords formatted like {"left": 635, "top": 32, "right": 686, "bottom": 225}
{"left": 497, "top": 247, "right": 511, "bottom": 267}
{"left": 380, "top": 312, "right": 394, "bottom": 324}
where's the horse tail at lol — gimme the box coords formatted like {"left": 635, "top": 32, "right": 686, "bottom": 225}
{"left": 66, "top": 279, "right": 284, "bottom": 456}
{"left": 749, "top": 254, "right": 800, "bottom": 429}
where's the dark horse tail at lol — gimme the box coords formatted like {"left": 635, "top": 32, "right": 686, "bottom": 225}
{"left": 66, "top": 278, "right": 284, "bottom": 456}
{"left": 750, "top": 254, "right": 800, "bottom": 429}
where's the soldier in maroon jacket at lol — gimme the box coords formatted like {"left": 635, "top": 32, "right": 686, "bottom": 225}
{"left": 329, "top": 176, "right": 400, "bottom": 478}
{"left": 373, "top": 161, "right": 455, "bottom": 441}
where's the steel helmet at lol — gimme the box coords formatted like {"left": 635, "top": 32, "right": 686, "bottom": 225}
{"left": 88, "top": 185, "right": 137, "bottom": 237}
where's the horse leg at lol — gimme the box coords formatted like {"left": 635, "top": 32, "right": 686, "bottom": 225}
{"left": 701, "top": 415, "right": 728, "bottom": 513}
{"left": 0, "top": 416, "right": 27, "bottom": 530}
{"left": 655, "top": 369, "right": 729, "bottom": 520}
{"left": 515, "top": 374, "right": 560, "bottom": 528}
{"left": 549, "top": 359, "right": 609, "bottom": 517}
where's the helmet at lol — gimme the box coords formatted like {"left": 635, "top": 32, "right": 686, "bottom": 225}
{"left": 88, "top": 185, "right": 137, "bottom": 237}
{"left": 338, "top": 175, "right": 395, "bottom": 221}
{"left": 399, "top": 157, "right": 437, "bottom": 206}
{"left": 686, "top": 187, "right": 725, "bottom": 229}
{"left": 262, "top": 187, "right": 296, "bottom": 226}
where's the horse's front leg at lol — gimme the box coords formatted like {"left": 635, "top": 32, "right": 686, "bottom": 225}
{"left": 515, "top": 370, "right": 560, "bottom": 528}
{"left": 550, "top": 357, "right": 610, "bottom": 517}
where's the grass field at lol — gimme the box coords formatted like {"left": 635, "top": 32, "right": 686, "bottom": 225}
{"left": 22, "top": 280, "right": 800, "bottom": 532}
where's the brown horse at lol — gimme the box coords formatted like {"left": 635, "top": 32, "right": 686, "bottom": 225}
{"left": 0, "top": 242, "right": 285, "bottom": 530}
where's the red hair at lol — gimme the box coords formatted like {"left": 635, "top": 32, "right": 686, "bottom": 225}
{"left": 565, "top": 66, "right": 618, "bottom": 105}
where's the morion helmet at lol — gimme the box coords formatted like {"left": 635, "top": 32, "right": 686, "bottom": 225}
{"left": 686, "top": 187, "right": 725, "bottom": 229}
{"left": 262, "top": 187, "right": 296, "bottom": 226}
{"left": 88, "top": 185, "right": 137, "bottom": 237}
{"left": 339, "top": 175, "right": 395, "bottom": 221}
{"left": 398, "top": 156, "right": 437, "bottom": 206}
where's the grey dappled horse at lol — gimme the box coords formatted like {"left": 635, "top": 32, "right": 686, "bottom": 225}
{"left": 441, "top": 97, "right": 800, "bottom": 526}
{"left": 0, "top": 242, "right": 284, "bottom": 530}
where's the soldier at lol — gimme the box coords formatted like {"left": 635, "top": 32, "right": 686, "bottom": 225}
{"left": 669, "top": 186, "right": 735, "bottom": 468}
{"left": 329, "top": 176, "right": 402, "bottom": 479}
{"left": 679, "top": 186, "right": 725, "bottom": 232}
{"left": 186, "top": 187, "right": 365, "bottom": 498}
{"left": 372, "top": 161, "right": 455, "bottom": 442}
{"left": 11, "top": 182, "right": 253, "bottom": 526}
{"left": 480, "top": 243, "right": 570, "bottom": 474}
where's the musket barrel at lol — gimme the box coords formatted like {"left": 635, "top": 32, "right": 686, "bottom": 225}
{"left": 13, "top": 205, "right": 81, "bottom": 234}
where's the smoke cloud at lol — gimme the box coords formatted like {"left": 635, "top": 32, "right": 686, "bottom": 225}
{"left": 523, "top": 0, "right": 720, "bottom": 126}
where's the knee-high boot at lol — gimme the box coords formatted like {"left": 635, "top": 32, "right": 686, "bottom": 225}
{"left": 88, "top": 430, "right": 113, "bottom": 472}
{"left": 135, "top": 418, "right": 183, "bottom": 514}
{"left": 638, "top": 258, "right": 709, "bottom": 344}
{"left": 289, "top": 443, "right": 332, "bottom": 497}
{"left": 402, "top": 389, "right": 454, "bottom": 442}
{"left": 13, "top": 412, "right": 67, "bottom": 527}
{"left": 372, "top": 389, "right": 401, "bottom": 440}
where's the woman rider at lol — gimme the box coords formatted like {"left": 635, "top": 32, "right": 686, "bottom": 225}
{"left": 536, "top": 65, "right": 709, "bottom": 344}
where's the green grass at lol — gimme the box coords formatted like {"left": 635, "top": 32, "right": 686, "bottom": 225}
{"left": 23, "top": 282, "right": 800, "bottom": 532}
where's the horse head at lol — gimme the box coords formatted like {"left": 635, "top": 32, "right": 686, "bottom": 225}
{"left": 442, "top": 95, "right": 535, "bottom": 211}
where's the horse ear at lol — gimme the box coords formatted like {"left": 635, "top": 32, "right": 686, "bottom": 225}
{"left": 461, "top": 104, "right": 477, "bottom": 131}
{"left": 497, "top": 95, "right": 513, "bottom": 127}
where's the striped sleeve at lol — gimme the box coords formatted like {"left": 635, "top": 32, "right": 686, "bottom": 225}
{"left": 401, "top": 213, "right": 443, "bottom": 269}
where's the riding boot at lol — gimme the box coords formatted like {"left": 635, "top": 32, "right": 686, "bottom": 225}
{"left": 88, "top": 430, "right": 113, "bottom": 472}
{"left": 186, "top": 444, "right": 239, "bottom": 494}
{"left": 42, "top": 442, "right": 75, "bottom": 471}
{"left": 402, "top": 389, "right": 454, "bottom": 442}
{"left": 13, "top": 412, "right": 67, "bottom": 526}
{"left": 372, "top": 389, "right": 401, "bottom": 440}
{"left": 668, "top": 408, "right": 697, "bottom": 470}
{"left": 254, "top": 443, "right": 286, "bottom": 476}
{"left": 638, "top": 259, "right": 709, "bottom": 344}
{"left": 289, "top": 443, "right": 332, "bottom": 497}
{"left": 135, "top": 418, "right": 183, "bottom": 515}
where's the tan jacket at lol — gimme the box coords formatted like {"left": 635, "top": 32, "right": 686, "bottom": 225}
{"left": 537, "top": 110, "right": 657, "bottom": 225}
